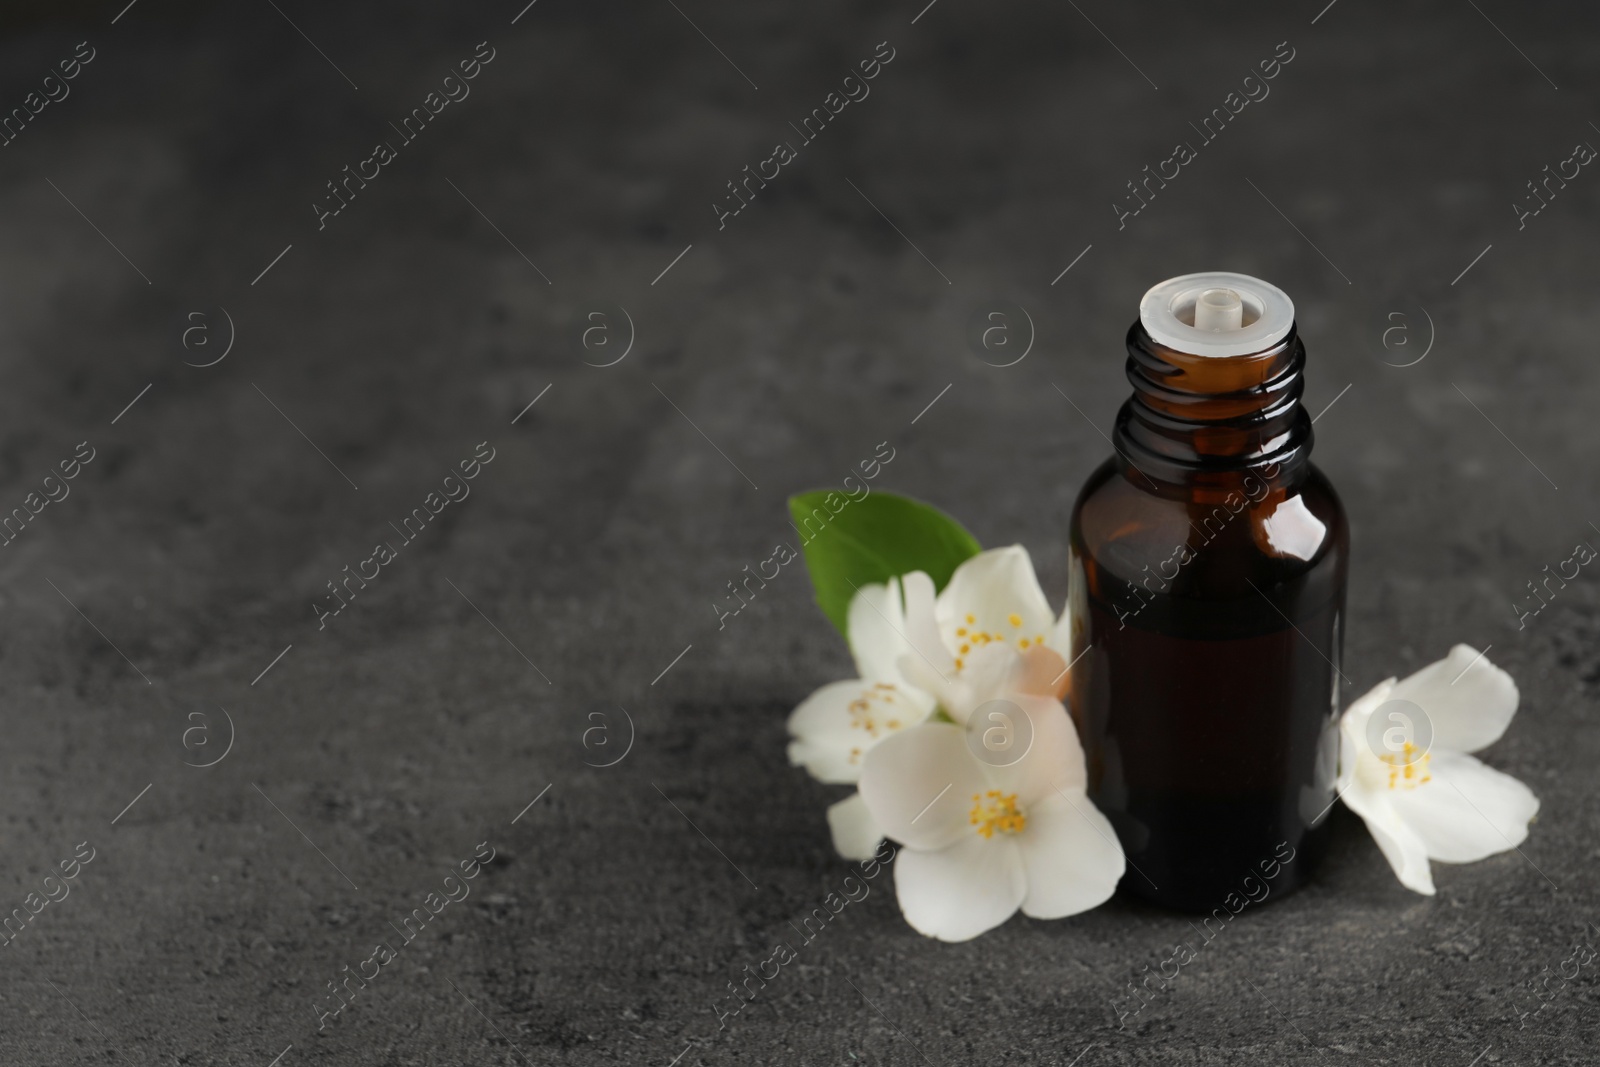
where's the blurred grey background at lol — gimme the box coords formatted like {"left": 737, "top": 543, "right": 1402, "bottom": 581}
{"left": 0, "top": 0, "right": 1594, "bottom": 1063}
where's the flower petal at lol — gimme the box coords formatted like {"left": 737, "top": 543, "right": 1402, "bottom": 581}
{"left": 847, "top": 579, "right": 911, "bottom": 683}
{"left": 1016, "top": 644, "right": 1070, "bottom": 702}
{"left": 1388, "top": 645, "right": 1518, "bottom": 755}
{"left": 1386, "top": 749, "right": 1540, "bottom": 864}
{"left": 785, "top": 683, "right": 870, "bottom": 784}
{"left": 827, "top": 792, "right": 884, "bottom": 861}
{"left": 1015, "top": 790, "right": 1123, "bottom": 919}
{"left": 936, "top": 546, "right": 1055, "bottom": 660}
{"left": 978, "top": 694, "right": 1088, "bottom": 809}
{"left": 787, "top": 679, "right": 932, "bottom": 785}
{"left": 1340, "top": 779, "right": 1435, "bottom": 895}
{"left": 858, "top": 723, "right": 986, "bottom": 850}
{"left": 892, "top": 834, "right": 1026, "bottom": 942}
{"left": 940, "top": 643, "right": 1025, "bottom": 724}
{"left": 1337, "top": 678, "right": 1395, "bottom": 791}
{"left": 1050, "top": 599, "right": 1074, "bottom": 659}
{"left": 898, "top": 570, "right": 953, "bottom": 675}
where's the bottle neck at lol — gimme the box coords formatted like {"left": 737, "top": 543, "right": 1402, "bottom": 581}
{"left": 1112, "top": 321, "right": 1313, "bottom": 493}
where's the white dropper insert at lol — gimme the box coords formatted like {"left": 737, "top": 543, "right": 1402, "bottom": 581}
{"left": 1193, "top": 287, "right": 1242, "bottom": 331}
{"left": 1138, "top": 271, "right": 1294, "bottom": 357}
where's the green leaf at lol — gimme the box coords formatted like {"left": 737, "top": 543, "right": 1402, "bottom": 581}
{"left": 787, "top": 490, "right": 982, "bottom": 639}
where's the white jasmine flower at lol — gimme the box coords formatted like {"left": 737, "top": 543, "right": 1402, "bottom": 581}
{"left": 1338, "top": 645, "right": 1539, "bottom": 895}
{"left": 788, "top": 578, "right": 936, "bottom": 859}
{"left": 857, "top": 695, "right": 1123, "bottom": 942}
{"left": 897, "top": 545, "right": 1071, "bottom": 723}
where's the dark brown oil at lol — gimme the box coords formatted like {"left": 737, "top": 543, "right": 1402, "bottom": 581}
{"left": 1067, "top": 317, "right": 1347, "bottom": 912}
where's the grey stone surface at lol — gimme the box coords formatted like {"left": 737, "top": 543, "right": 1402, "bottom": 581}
{"left": 0, "top": 0, "right": 1595, "bottom": 1063}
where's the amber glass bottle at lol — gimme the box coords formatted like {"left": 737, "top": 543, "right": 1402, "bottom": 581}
{"left": 1066, "top": 273, "right": 1347, "bottom": 912}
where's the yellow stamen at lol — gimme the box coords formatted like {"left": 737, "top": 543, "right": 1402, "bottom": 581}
{"left": 968, "top": 790, "right": 1026, "bottom": 838}
{"left": 1008, "top": 613, "right": 1023, "bottom": 628}
{"left": 1378, "top": 741, "right": 1432, "bottom": 791}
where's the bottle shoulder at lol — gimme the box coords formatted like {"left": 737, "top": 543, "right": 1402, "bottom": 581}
{"left": 1070, "top": 456, "right": 1348, "bottom": 588}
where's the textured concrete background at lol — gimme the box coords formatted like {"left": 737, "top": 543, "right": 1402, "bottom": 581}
{"left": 0, "top": 0, "right": 1596, "bottom": 1063}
